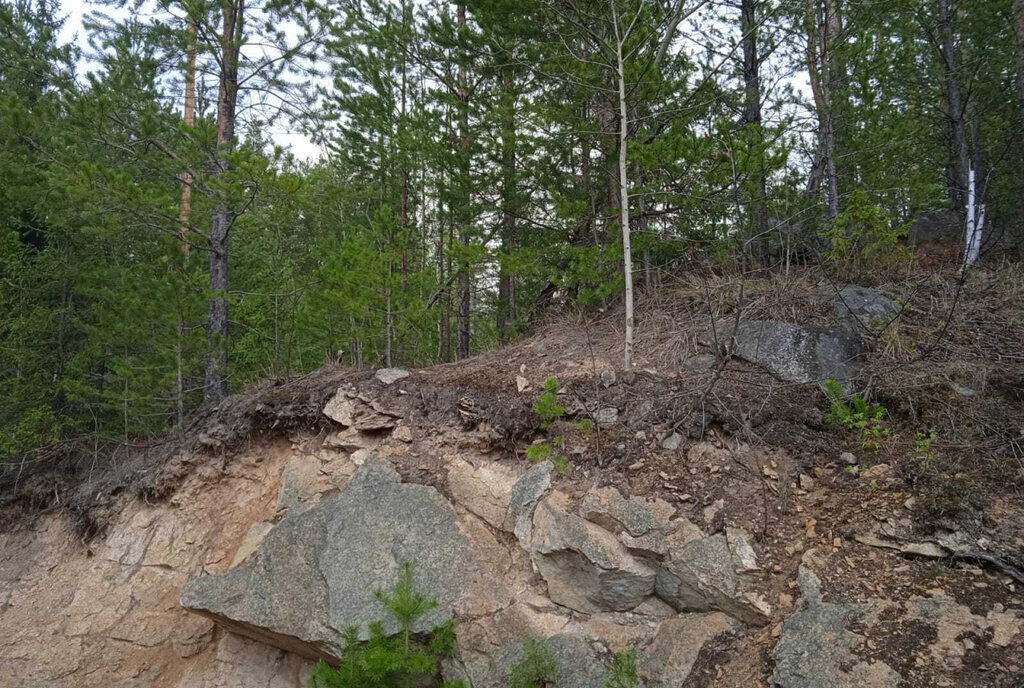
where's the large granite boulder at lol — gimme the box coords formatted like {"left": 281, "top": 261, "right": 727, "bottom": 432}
{"left": 180, "top": 458, "right": 472, "bottom": 661}
{"left": 714, "top": 320, "right": 862, "bottom": 385}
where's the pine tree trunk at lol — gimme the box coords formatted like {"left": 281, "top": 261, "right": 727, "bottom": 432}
{"left": 175, "top": 13, "right": 196, "bottom": 429}
{"left": 614, "top": 14, "right": 634, "bottom": 372}
{"left": 1014, "top": 0, "right": 1024, "bottom": 140}
{"left": 497, "top": 73, "right": 516, "bottom": 344}
{"left": 741, "top": 0, "right": 769, "bottom": 258}
{"left": 455, "top": 2, "right": 471, "bottom": 360}
{"left": 806, "top": 0, "right": 839, "bottom": 220}
{"left": 937, "top": 0, "right": 970, "bottom": 213}
{"left": 204, "top": 0, "right": 243, "bottom": 405}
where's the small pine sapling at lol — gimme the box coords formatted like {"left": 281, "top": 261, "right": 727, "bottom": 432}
{"left": 507, "top": 637, "right": 560, "bottom": 688}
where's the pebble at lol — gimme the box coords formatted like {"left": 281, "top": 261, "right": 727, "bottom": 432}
{"left": 840, "top": 451, "right": 857, "bottom": 465}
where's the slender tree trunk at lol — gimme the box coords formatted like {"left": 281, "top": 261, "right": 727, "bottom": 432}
{"left": 741, "top": 0, "right": 769, "bottom": 257}
{"left": 937, "top": 0, "right": 970, "bottom": 213}
{"left": 175, "top": 14, "right": 196, "bottom": 429}
{"left": 1016, "top": 0, "right": 1024, "bottom": 136}
{"left": 806, "top": 0, "right": 839, "bottom": 219}
{"left": 204, "top": 0, "right": 243, "bottom": 405}
{"left": 614, "top": 12, "right": 634, "bottom": 372}
{"left": 497, "top": 72, "right": 516, "bottom": 344}
{"left": 455, "top": 2, "right": 471, "bottom": 360}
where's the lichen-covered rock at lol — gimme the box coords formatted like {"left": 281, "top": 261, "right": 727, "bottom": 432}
{"left": 181, "top": 458, "right": 473, "bottom": 661}
{"left": 579, "top": 486, "right": 676, "bottom": 537}
{"left": 713, "top": 320, "right": 863, "bottom": 385}
{"left": 833, "top": 285, "right": 898, "bottom": 335}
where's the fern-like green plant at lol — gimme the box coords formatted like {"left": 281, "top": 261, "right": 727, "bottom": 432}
{"left": 822, "top": 379, "right": 891, "bottom": 450}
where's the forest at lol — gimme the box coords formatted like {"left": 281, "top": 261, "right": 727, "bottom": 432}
{"left": 1, "top": 0, "right": 1022, "bottom": 467}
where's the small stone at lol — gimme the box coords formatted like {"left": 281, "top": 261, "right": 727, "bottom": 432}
{"left": 595, "top": 407, "right": 619, "bottom": 427}
{"left": 374, "top": 367, "right": 410, "bottom": 385}
{"left": 516, "top": 375, "right": 530, "bottom": 393}
{"left": 391, "top": 425, "right": 413, "bottom": 443}
{"left": 799, "top": 474, "right": 816, "bottom": 491}
{"left": 628, "top": 461, "right": 645, "bottom": 471}
{"left": 635, "top": 431, "right": 647, "bottom": 441}
{"left": 599, "top": 370, "right": 617, "bottom": 388}
{"left": 661, "top": 432, "right": 683, "bottom": 451}
{"left": 840, "top": 451, "right": 857, "bottom": 465}
{"left": 702, "top": 499, "right": 725, "bottom": 524}
{"left": 861, "top": 464, "right": 891, "bottom": 480}
{"left": 804, "top": 518, "right": 817, "bottom": 538}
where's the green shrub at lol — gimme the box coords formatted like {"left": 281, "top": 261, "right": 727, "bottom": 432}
{"left": 507, "top": 637, "right": 560, "bottom": 688}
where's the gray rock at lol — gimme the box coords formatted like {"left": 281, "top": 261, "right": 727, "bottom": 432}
{"left": 579, "top": 486, "right": 676, "bottom": 537}
{"left": 531, "top": 493, "right": 656, "bottom": 613}
{"left": 682, "top": 354, "right": 717, "bottom": 373}
{"left": 181, "top": 458, "right": 471, "bottom": 661}
{"left": 833, "top": 286, "right": 898, "bottom": 335}
{"left": 655, "top": 534, "right": 769, "bottom": 627}
{"left": 716, "top": 320, "right": 863, "bottom": 385}
{"left": 660, "top": 432, "right": 683, "bottom": 451}
{"left": 546, "top": 634, "right": 609, "bottom": 688}
{"left": 504, "top": 461, "right": 554, "bottom": 544}
{"left": 907, "top": 209, "right": 960, "bottom": 245}
{"left": 595, "top": 407, "right": 619, "bottom": 427}
{"left": 772, "top": 566, "right": 899, "bottom": 688}
{"left": 374, "top": 367, "right": 410, "bottom": 385}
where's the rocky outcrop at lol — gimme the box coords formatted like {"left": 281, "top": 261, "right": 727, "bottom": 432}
{"left": 640, "top": 612, "right": 736, "bottom": 687}
{"left": 181, "top": 458, "right": 473, "bottom": 660}
{"left": 714, "top": 319, "right": 863, "bottom": 385}
{"left": 530, "top": 491, "right": 657, "bottom": 613}
{"left": 772, "top": 565, "right": 900, "bottom": 688}
{"left": 656, "top": 533, "right": 770, "bottom": 627}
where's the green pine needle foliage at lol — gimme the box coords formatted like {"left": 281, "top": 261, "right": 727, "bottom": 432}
{"left": 507, "top": 637, "right": 560, "bottom": 688}
{"left": 309, "top": 562, "right": 449, "bottom": 688}
{"left": 603, "top": 648, "right": 639, "bottom": 688}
